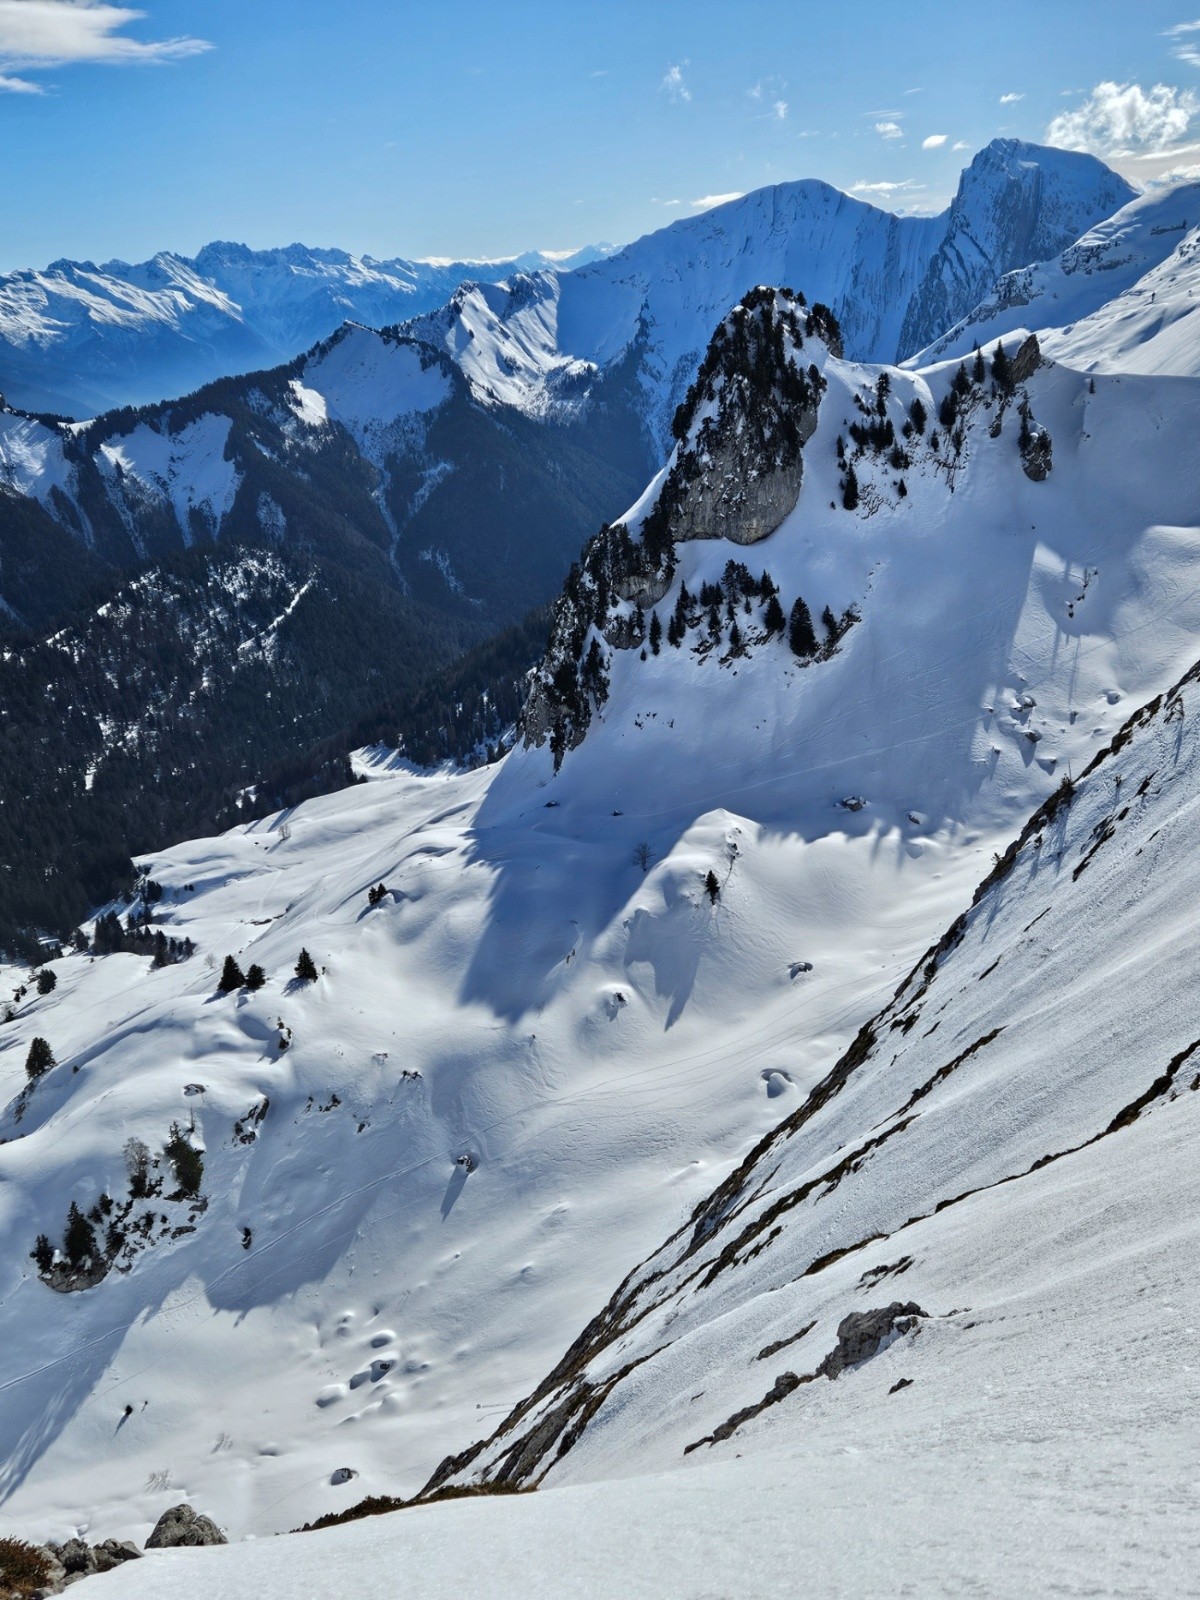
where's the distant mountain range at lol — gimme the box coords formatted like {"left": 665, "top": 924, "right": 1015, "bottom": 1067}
{"left": 0, "top": 139, "right": 1153, "bottom": 945}
{"left": 0, "top": 240, "right": 615, "bottom": 417}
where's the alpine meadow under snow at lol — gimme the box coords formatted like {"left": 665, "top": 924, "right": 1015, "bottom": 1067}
{"left": 1, "top": 134, "right": 1200, "bottom": 1598}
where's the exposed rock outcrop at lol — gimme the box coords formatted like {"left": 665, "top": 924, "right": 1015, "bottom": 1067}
{"left": 816, "top": 1302, "right": 927, "bottom": 1379}
{"left": 520, "top": 289, "right": 839, "bottom": 766}
{"left": 144, "top": 1504, "right": 227, "bottom": 1549}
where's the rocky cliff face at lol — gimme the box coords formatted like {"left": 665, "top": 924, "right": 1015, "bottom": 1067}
{"left": 898, "top": 139, "right": 1135, "bottom": 359}
{"left": 519, "top": 289, "right": 838, "bottom": 764}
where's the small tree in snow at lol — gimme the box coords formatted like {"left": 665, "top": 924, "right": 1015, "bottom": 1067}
{"left": 703, "top": 870, "right": 721, "bottom": 904}
{"left": 244, "top": 964, "right": 267, "bottom": 992}
{"left": 789, "top": 598, "right": 818, "bottom": 659}
{"left": 294, "top": 948, "right": 318, "bottom": 983}
{"left": 25, "top": 1037, "right": 54, "bottom": 1081}
{"left": 218, "top": 955, "right": 245, "bottom": 993}
{"left": 64, "top": 1202, "right": 97, "bottom": 1268}
{"left": 36, "top": 970, "right": 56, "bottom": 996}
{"left": 632, "top": 842, "right": 653, "bottom": 874}
{"left": 124, "top": 1137, "right": 152, "bottom": 1198}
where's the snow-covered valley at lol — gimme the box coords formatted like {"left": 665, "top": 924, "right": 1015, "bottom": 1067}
{"left": 4, "top": 254, "right": 1200, "bottom": 1573}
{"left": 4, "top": 138, "right": 1200, "bottom": 1599}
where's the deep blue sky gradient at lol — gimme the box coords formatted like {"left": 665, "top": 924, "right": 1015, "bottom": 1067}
{"left": 0, "top": 0, "right": 1193, "bottom": 269}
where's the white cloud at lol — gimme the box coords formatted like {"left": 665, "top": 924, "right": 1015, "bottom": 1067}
{"left": 875, "top": 119, "right": 903, "bottom": 140}
{"left": 952, "top": 139, "right": 970, "bottom": 150}
{"left": 772, "top": 98, "right": 787, "bottom": 121}
{"left": 904, "top": 86, "right": 924, "bottom": 96}
{"left": 1046, "top": 80, "right": 1199, "bottom": 155}
{"left": 651, "top": 197, "right": 683, "bottom": 206}
{"left": 922, "top": 134, "right": 948, "bottom": 149}
{"left": 1166, "top": 19, "right": 1200, "bottom": 67}
{"left": 690, "top": 191, "right": 744, "bottom": 209}
{"left": 661, "top": 62, "right": 690, "bottom": 103}
{"left": 851, "top": 178, "right": 921, "bottom": 195}
{"left": 999, "top": 92, "right": 1025, "bottom": 105}
{"left": 0, "top": 1, "right": 209, "bottom": 83}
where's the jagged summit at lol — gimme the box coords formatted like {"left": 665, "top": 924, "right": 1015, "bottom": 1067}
{"left": 399, "top": 139, "right": 1133, "bottom": 453}
{"left": 520, "top": 288, "right": 841, "bottom": 763}
{"left": 916, "top": 177, "right": 1200, "bottom": 375}
{"left": 896, "top": 139, "right": 1135, "bottom": 359}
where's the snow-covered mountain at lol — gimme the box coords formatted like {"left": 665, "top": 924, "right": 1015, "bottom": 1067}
{"left": 4, "top": 267, "right": 1200, "bottom": 1573}
{"left": 0, "top": 141, "right": 1133, "bottom": 632}
{"left": 104, "top": 621, "right": 1200, "bottom": 1598}
{"left": 0, "top": 318, "right": 648, "bottom": 629}
{"left": 918, "top": 177, "right": 1200, "bottom": 375}
{"left": 400, "top": 139, "right": 1134, "bottom": 452}
{"left": 0, "top": 241, "right": 614, "bottom": 418}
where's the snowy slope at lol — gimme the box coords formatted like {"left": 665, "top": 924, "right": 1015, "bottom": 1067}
{"left": 401, "top": 140, "right": 1133, "bottom": 451}
{"left": 97, "top": 666, "right": 1200, "bottom": 1598}
{"left": 0, "top": 242, "right": 613, "bottom": 418}
{"left": 438, "top": 647, "right": 1200, "bottom": 1527}
{"left": 2, "top": 289, "right": 1200, "bottom": 1557}
{"left": 921, "top": 178, "right": 1200, "bottom": 375}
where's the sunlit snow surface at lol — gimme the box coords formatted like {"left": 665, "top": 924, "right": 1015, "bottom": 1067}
{"left": 2, "top": 337, "right": 1199, "bottom": 1564}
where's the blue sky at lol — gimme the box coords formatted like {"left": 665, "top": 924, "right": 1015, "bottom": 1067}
{"left": 1, "top": 1, "right": 1198, "bottom": 269}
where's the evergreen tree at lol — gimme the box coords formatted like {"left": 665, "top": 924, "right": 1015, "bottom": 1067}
{"left": 992, "top": 341, "right": 1013, "bottom": 395}
{"left": 822, "top": 605, "right": 839, "bottom": 644}
{"left": 25, "top": 1036, "right": 55, "bottom": 1080}
{"left": 972, "top": 346, "right": 986, "bottom": 386}
{"left": 218, "top": 955, "right": 245, "bottom": 993}
{"left": 704, "top": 870, "right": 721, "bottom": 903}
{"left": 842, "top": 463, "right": 859, "bottom": 511}
{"left": 295, "top": 948, "right": 318, "bottom": 983}
{"left": 728, "top": 619, "right": 742, "bottom": 653}
{"left": 763, "top": 594, "right": 786, "bottom": 636}
{"left": 909, "top": 397, "right": 927, "bottom": 435}
{"left": 165, "top": 1127, "right": 204, "bottom": 1198}
{"left": 649, "top": 611, "right": 663, "bottom": 655}
{"left": 31, "top": 1233, "right": 53, "bottom": 1274}
{"left": 36, "top": 970, "right": 56, "bottom": 995}
{"left": 875, "top": 371, "right": 891, "bottom": 415}
{"left": 64, "top": 1202, "right": 96, "bottom": 1268}
{"left": 244, "top": 964, "right": 267, "bottom": 992}
{"left": 788, "top": 597, "right": 818, "bottom": 658}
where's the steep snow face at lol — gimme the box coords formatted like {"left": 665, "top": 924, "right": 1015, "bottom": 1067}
{"left": 97, "top": 415, "right": 240, "bottom": 544}
{"left": 3, "top": 329, "right": 1200, "bottom": 1547}
{"left": 0, "top": 411, "right": 71, "bottom": 501}
{"left": 0, "top": 242, "right": 612, "bottom": 418}
{"left": 300, "top": 326, "right": 454, "bottom": 453}
{"left": 897, "top": 139, "right": 1135, "bottom": 359}
{"left": 444, "top": 654, "right": 1200, "bottom": 1513}
{"left": 919, "top": 179, "right": 1200, "bottom": 375}
{"left": 403, "top": 142, "right": 1133, "bottom": 451}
